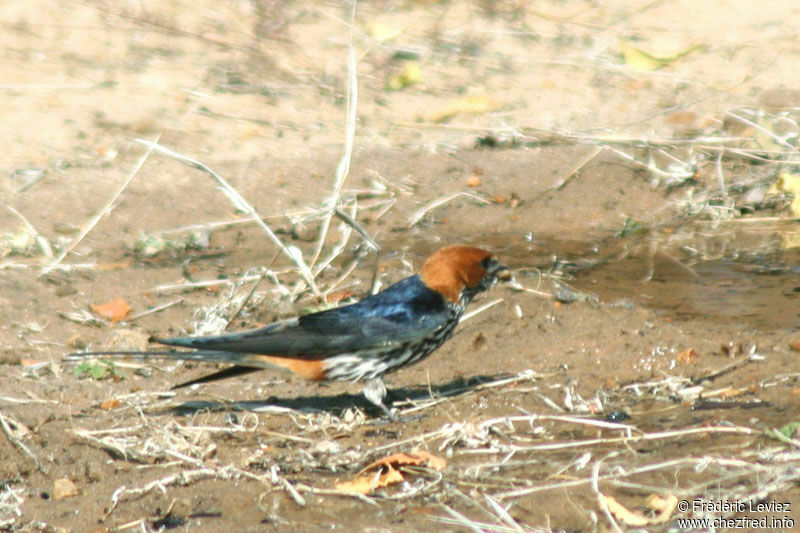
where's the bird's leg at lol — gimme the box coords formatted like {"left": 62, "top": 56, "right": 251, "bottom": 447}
{"left": 363, "top": 377, "right": 397, "bottom": 421}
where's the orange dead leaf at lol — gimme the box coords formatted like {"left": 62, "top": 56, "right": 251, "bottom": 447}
{"left": 360, "top": 450, "right": 446, "bottom": 474}
{"left": 90, "top": 298, "right": 131, "bottom": 323}
{"left": 408, "top": 449, "right": 446, "bottom": 471}
{"left": 790, "top": 340, "right": 800, "bottom": 352}
{"left": 336, "top": 464, "right": 404, "bottom": 494}
{"left": 335, "top": 449, "right": 446, "bottom": 495}
{"left": 677, "top": 348, "right": 699, "bottom": 364}
{"left": 100, "top": 399, "right": 121, "bottom": 410}
{"left": 326, "top": 290, "right": 355, "bottom": 303}
{"left": 20, "top": 358, "right": 45, "bottom": 367}
{"left": 466, "top": 175, "right": 481, "bottom": 188}
{"left": 95, "top": 259, "right": 133, "bottom": 271}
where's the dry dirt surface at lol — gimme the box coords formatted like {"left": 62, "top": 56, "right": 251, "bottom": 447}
{"left": 2, "top": 1, "right": 800, "bottom": 532}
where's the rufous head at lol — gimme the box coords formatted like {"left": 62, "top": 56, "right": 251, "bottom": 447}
{"left": 419, "top": 245, "right": 511, "bottom": 303}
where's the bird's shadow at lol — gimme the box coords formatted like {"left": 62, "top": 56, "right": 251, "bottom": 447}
{"left": 164, "top": 373, "right": 510, "bottom": 419}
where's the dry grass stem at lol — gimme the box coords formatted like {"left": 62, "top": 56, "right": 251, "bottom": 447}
{"left": 333, "top": 207, "right": 380, "bottom": 252}
{"left": 408, "top": 192, "right": 490, "bottom": 226}
{"left": 149, "top": 272, "right": 282, "bottom": 294}
{"left": 461, "top": 298, "right": 504, "bottom": 322}
{"left": 310, "top": 13, "right": 359, "bottom": 269}
{"left": 135, "top": 138, "right": 320, "bottom": 297}
{"left": 554, "top": 145, "right": 603, "bottom": 190}
{"left": 224, "top": 267, "right": 268, "bottom": 330}
{"left": 3, "top": 202, "right": 52, "bottom": 258}
{"left": 0, "top": 410, "right": 46, "bottom": 474}
{"left": 125, "top": 298, "right": 183, "bottom": 322}
{"left": 40, "top": 134, "right": 160, "bottom": 277}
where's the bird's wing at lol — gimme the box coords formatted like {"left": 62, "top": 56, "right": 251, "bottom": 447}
{"left": 159, "top": 277, "right": 450, "bottom": 356}
{"left": 159, "top": 309, "right": 446, "bottom": 355}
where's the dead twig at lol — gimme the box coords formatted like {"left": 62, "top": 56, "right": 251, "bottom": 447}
{"left": 0, "top": 410, "right": 46, "bottom": 474}
{"left": 224, "top": 267, "right": 268, "bottom": 330}
{"left": 408, "top": 192, "right": 490, "bottom": 227}
{"left": 310, "top": 5, "right": 359, "bottom": 270}
{"left": 40, "top": 134, "right": 160, "bottom": 277}
{"left": 333, "top": 207, "right": 380, "bottom": 252}
{"left": 134, "top": 138, "right": 319, "bottom": 297}
{"left": 554, "top": 146, "right": 603, "bottom": 190}
{"left": 3, "top": 202, "right": 53, "bottom": 258}
{"left": 125, "top": 298, "right": 183, "bottom": 323}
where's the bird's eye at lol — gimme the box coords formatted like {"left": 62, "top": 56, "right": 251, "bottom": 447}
{"left": 480, "top": 256, "right": 499, "bottom": 272}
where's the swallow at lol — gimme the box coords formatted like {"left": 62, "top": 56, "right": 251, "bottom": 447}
{"left": 70, "top": 245, "right": 511, "bottom": 420}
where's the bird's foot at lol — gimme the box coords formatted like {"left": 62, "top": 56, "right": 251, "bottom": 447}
{"left": 367, "top": 411, "right": 425, "bottom": 425}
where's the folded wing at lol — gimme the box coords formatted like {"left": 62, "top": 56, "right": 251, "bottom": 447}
{"left": 159, "top": 275, "right": 449, "bottom": 356}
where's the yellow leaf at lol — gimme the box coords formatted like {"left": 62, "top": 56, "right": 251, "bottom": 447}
{"left": 387, "top": 62, "right": 422, "bottom": 90}
{"left": 369, "top": 22, "right": 402, "bottom": 42}
{"left": 426, "top": 94, "right": 499, "bottom": 122}
{"left": 618, "top": 39, "right": 702, "bottom": 71}
{"left": 775, "top": 172, "right": 800, "bottom": 218}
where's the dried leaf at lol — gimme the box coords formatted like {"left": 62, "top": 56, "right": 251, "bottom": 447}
{"left": 603, "top": 495, "right": 650, "bottom": 526}
{"left": 410, "top": 449, "right": 446, "bottom": 471}
{"left": 369, "top": 21, "right": 402, "bottom": 42}
{"left": 618, "top": 39, "right": 702, "bottom": 72}
{"left": 387, "top": 62, "right": 422, "bottom": 90}
{"left": 645, "top": 493, "right": 678, "bottom": 523}
{"left": 100, "top": 398, "right": 122, "bottom": 410}
{"left": 90, "top": 298, "right": 131, "bottom": 323}
{"left": 426, "top": 94, "right": 499, "bottom": 122}
{"left": 466, "top": 175, "right": 481, "bottom": 187}
{"left": 335, "top": 449, "right": 446, "bottom": 494}
{"left": 336, "top": 465, "right": 404, "bottom": 494}
{"left": 677, "top": 348, "right": 699, "bottom": 364}
{"left": 325, "top": 290, "right": 355, "bottom": 303}
{"left": 95, "top": 259, "right": 133, "bottom": 271}
{"left": 775, "top": 172, "right": 800, "bottom": 218}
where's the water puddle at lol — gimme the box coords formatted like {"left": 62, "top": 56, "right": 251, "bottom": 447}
{"left": 493, "top": 226, "right": 800, "bottom": 331}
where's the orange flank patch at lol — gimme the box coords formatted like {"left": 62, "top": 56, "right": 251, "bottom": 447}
{"left": 258, "top": 355, "right": 327, "bottom": 381}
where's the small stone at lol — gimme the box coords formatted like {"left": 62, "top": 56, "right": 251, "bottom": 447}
{"left": 53, "top": 478, "right": 78, "bottom": 499}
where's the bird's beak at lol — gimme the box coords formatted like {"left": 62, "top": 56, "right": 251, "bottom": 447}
{"left": 496, "top": 266, "right": 512, "bottom": 282}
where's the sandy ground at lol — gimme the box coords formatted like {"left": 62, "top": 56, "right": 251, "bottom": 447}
{"left": 2, "top": 1, "right": 800, "bottom": 531}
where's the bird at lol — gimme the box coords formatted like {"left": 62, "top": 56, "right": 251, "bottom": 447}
{"left": 70, "top": 245, "right": 511, "bottom": 420}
